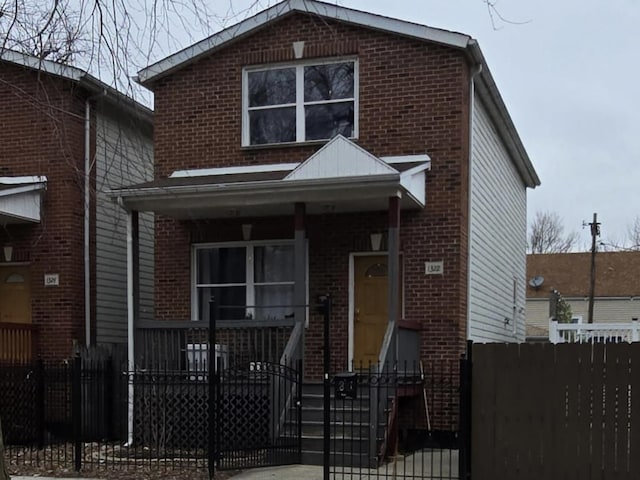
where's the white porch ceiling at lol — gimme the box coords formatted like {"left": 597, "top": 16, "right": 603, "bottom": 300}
{"left": 0, "top": 177, "right": 47, "bottom": 225}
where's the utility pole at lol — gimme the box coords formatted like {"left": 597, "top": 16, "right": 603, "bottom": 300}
{"left": 587, "top": 212, "right": 600, "bottom": 324}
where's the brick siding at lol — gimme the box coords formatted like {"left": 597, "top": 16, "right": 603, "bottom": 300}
{"left": 0, "top": 63, "right": 93, "bottom": 360}
{"left": 151, "top": 12, "right": 471, "bottom": 378}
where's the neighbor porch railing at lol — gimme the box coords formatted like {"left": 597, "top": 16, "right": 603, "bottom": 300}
{"left": 0, "top": 322, "right": 37, "bottom": 364}
{"left": 549, "top": 319, "right": 640, "bottom": 344}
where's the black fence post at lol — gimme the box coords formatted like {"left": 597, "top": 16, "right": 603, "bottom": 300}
{"left": 297, "top": 357, "right": 303, "bottom": 463}
{"left": 459, "top": 340, "right": 472, "bottom": 480}
{"left": 104, "top": 356, "right": 114, "bottom": 440}
{"left": 35, "top": 358, "right": 45, "bottom": 450}
{"left": 208, "top": 297, "right": 217, "bottom": 480}
{"left": 319, "top": 294, "right": 331, "bottom": 480}
{"left": 72, "top": 353, "right": 82, "bottom": 472}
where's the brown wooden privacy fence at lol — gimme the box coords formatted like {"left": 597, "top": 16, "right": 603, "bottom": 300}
{"left": 472, "top": 342, "right": 640, "bottom": 480}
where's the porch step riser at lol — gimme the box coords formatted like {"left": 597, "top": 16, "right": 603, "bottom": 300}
{"left": 298, "top": 408, "right": 375, "bottom": 423}
{"left": 296, "top": 383, "right": 387, "bottom": 468}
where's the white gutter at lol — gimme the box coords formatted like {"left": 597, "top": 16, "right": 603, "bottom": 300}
{"left": 466, "top": 62, "right": 482, "bottom": 342}
{"left": 84, "top": 99, "right": 91, "bottom": 347}
{"left": 114, "top": 173, "right": 401, "bottom": 200}
{"left": 84, "top": 92, "right": 106, "bottom": 347}
{"left": 0, "top": 183, "right": 46, "bottom": 197}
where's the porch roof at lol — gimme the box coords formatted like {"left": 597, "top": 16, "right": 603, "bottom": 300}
{"left": 112, "top": 136, "right": 430, "bottom": 219}
{"left": 0, "top": 176, "right": 47, "bottom": 224}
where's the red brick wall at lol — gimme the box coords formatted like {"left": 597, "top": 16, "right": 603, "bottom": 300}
{"left": 0, "top": 62, "right": 90, "bottom": 360}
{"left": 151, "top": 13, "right": 471, "bottom": 376}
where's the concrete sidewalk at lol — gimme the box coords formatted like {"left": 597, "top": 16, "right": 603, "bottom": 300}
{"left": 229, "top": 449, "right": 458, "bottom": 479}
{"left": 12, "top": 477, "right": 104, "bottom": 480}
{"left": 10, "top": 475, "right": 101, "bottom": 480}
{"left": 230, "top": 465, "right": 323, "bottom": 480}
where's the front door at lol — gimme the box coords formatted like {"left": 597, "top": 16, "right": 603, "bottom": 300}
{"left": 0, "top": 266, "right": 32, "bottom": 324}
{"left": 353, "top": 255, "right": 389, "bottom": 368}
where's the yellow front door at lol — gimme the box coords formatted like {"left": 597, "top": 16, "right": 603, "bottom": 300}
{"left": 353, "top": 256, "right": 389, "bottom": 368}
{"left": 0, "top": 266, "right": 32, "bottom": 324}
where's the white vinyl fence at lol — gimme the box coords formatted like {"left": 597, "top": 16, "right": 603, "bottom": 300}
{"left": 549, "top": 319, "right": 640, "bottom": 344}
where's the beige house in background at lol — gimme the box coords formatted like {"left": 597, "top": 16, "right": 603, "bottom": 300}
{"left": 526, "top": 252, "right": 640, "bottom": 341}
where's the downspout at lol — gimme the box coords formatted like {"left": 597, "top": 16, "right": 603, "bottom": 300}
{"left": 84, "top": 100, "right": 91, "bottom": 347}
{"left": 84, "top": 91, "right": 107, "bottom": 347}
{"left": 125, "top": 206, "right": 135, "bottom": 446}
{"left": 466, "top": 62, "right": 483, "bottom": 341}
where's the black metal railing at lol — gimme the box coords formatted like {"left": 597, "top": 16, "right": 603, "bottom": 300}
{"left": 135, "top": 317, "right": 296, "bottom": 371}
{"left": 0, "top": 348, "right": 303, "bottom": 477}
{"left": 327, "top": 358, "right": 468, "bottom": 479}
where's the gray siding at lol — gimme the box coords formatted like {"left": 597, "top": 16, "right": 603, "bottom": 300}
{"left": 468, "top": 95, "right": 527, "bottom": 342}
{"left": 95, "top": 106, "right": 153, "bottom": 345}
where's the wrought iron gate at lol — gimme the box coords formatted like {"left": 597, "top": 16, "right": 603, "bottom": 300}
{"left": 213, "top": 359, "right": 302, "bottom": 471}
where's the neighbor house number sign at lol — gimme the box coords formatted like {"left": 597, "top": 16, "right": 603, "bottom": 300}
{"left": 44, "top": 273, "right": 60, "bottom": 286}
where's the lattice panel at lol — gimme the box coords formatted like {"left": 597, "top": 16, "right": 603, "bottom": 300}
{"left": 134, "top": 379, "right": 208, "bottom": 450}
{"left": 0, "top": 366, "right": 38, "bottom": 444}
{"left": 219, "top": 386, "right": 270, "bottom": 450}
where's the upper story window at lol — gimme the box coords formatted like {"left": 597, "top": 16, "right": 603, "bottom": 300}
{"left": 243, "top": 59, "right": 358, "bottom": 146}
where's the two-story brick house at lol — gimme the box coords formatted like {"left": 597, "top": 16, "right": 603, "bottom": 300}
{"left": 114, "top": 0, "right": 539, "bottom": 378}
{"left": 0, "top": 50, "right": 154, "bottom": 362}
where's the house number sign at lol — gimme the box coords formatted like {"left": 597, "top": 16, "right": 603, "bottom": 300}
{"left": 425, "top": 261, "right": 444, "bottom": 275}
{"left": 44, "top": 273, "right": 60, "bottom": 286}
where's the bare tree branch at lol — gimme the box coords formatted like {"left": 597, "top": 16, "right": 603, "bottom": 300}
{"left": 602, "top": 216, "right": 640, "bottom": 251}
{"left": 482, "top": 0, "right": 531, "bottom": 30}
{"left": 528, "top": 211, "right": 578, "bottom": 254}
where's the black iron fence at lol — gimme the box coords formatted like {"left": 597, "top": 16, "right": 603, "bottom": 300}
{"left": 0, "top": 351, "right": 302, "bottom": 477}
{"left": 327, "top": 358, "right": 468, "bottom": 480}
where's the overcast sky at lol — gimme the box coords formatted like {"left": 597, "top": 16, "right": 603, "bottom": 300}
{"left": 373, "top": 0, "right": 640, "bottom": 250}
{"left": 341, "top": 0, "right": 639, "bottom": 249}
{"left": 146, "top": 0, "right": 640, "bottom": 249}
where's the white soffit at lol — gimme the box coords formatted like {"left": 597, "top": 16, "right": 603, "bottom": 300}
{"left": 284, "top": 135, "right": 397, "bottom": 181}
{"left": 0, "top": 177, "right": 47, "bottom": 224}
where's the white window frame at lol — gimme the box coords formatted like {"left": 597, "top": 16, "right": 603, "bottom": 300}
{"left": 191, "top": 240, "right": 308, "bottom": 322}
{"left": 242, "top": 57, "right": 359, "bottom": 147}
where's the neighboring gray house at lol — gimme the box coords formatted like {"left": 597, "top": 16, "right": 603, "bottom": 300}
{"left": 95, "top": 102, "right": 155, "bottom": 344}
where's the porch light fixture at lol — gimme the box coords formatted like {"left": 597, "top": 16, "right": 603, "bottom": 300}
{"left": 3, "top": 245, "right": 13, "bottom": 262}
{"left": 370, "top": 233, "right": 383, "bottom": 251}
{"left": 242, "top": 224, "right": 252, "bottom": 241}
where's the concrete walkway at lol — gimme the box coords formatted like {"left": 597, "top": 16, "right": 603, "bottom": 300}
{"left": 230, "top": 465, "right": 323, "bottom": 480}
{"left": 12, "top": 477, "right": 103, "bottom": 480}
{"left": 229, "top": 449, "right": 458, "bottom": 479}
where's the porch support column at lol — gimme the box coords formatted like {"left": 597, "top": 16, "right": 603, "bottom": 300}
{"left": 294, "top": 203, "right": 307, "bottom": 340}
{"left": 387, "top": 196, "right": 400, "bottom": 365}
{"left": 126, "top": 209, "right": 139, "bottom": 445}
